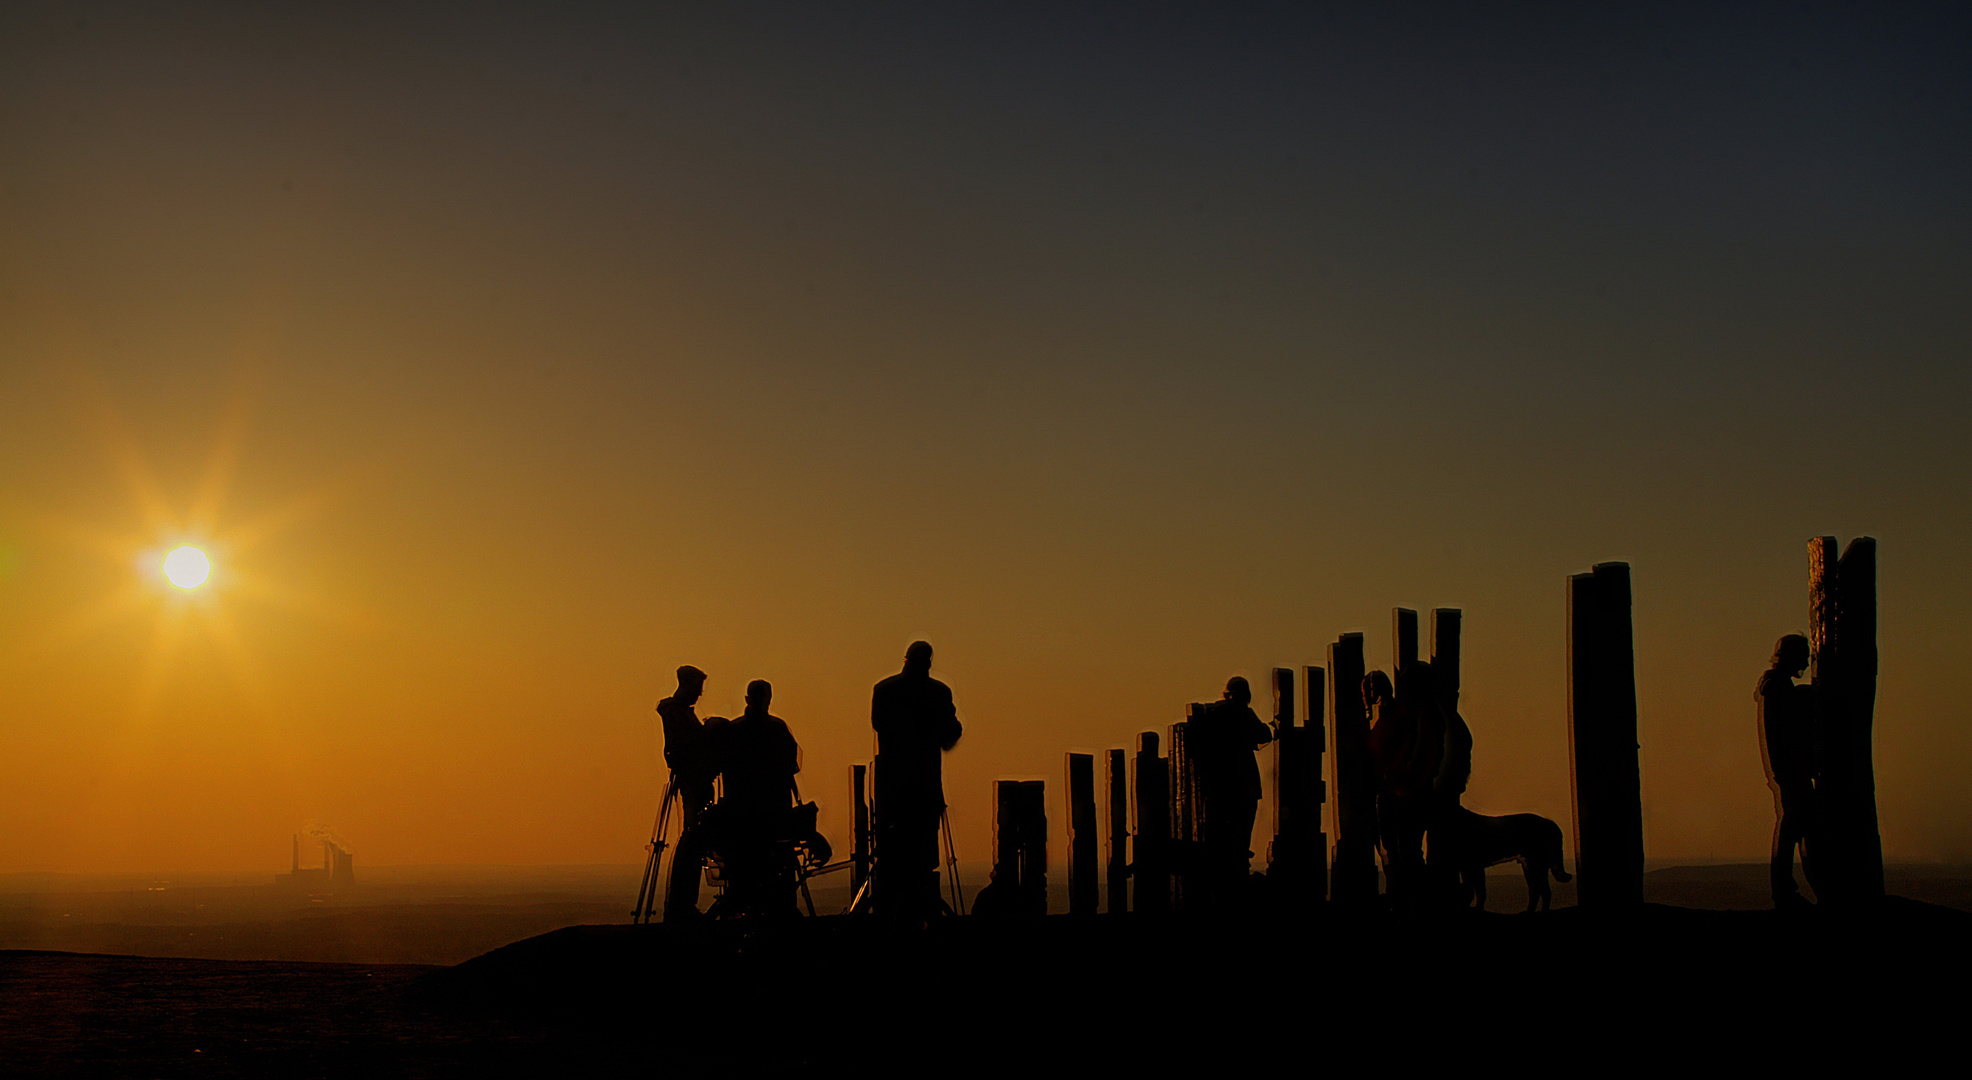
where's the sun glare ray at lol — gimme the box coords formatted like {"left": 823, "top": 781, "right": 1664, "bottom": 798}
{"left": 186, "top": 369, "right": 260, "bottom": 535}
{"left": 126, "top": 601, "right": 188, "bottom": 722}
{"left": 64, "top": 368, "right": 179, "bottom": 540}
{"left": 221, "top": 467, "right": 374, "bottom": 556}
{"left": 199, "top": 604, "right": 275, "bottom": 717}
{"left": 0, "top": 581, "right": 150, "bottom": 671}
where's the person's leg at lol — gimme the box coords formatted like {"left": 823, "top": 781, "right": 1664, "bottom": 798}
{"left": 665, "top": 781, "right": 713, "bottom": 921}
{"left": 1771, "top": 784, "right": 1809, "bottom": 906}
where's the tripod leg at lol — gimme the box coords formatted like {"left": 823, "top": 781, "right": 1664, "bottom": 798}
{"left": 941, "top": 806, "right": 965, "bottom": 916}
{"left": 634, "top": 776, "right": 679, "bottom": 924}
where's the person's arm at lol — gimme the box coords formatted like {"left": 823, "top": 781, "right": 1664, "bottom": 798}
{"left": 938, "top": 686, "right": 962, "bottom": 751}
{"left": 1247, "top": 707, "right": 1272, "bottom": 748}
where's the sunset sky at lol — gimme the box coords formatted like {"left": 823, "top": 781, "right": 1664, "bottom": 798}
{"left": 4, "top": 3, "right": 1969, "bottom": 876}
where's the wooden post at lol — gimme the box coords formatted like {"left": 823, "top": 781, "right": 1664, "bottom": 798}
{"left": 1133, "top": 731, "right": 1170, "bottom": 913}
{"left": 1810, "top": 536, "right": 1884, "bottom": 906}
{"left": 1431, "top": 608, "right": 1462, "bottom": 712}
{"left": 1393, "top": 608, "right": 1419, "bottom": 674}
{"left": 1106, "top": 748, "right": 1128, "bottom": 915}
{"left": 1068, "top": 753, "right": 1098, "bottom": 915}
{"left": 1269, "top": 666, "right": 1324, "bottom": 910}
{"left": 1305, "top": 665, "right": 1328, "bottom": 903}
{"left": 1328, "top": 633, "right": 1375, "bottom": 905}
{"left": 1019, "top": 780, "right": 1048, "bottom": 916}
{"left": 993, "top": 778, "right": 1023, "bottom": 903}
{"left": 851, "top": 763, "right": 871, "bottom": 900}
{"left": 1568, "top": 562, "right": 1644, "bottom": 908}
{"left": 1170, "top": 714, "right": 1202, "bottom": 910}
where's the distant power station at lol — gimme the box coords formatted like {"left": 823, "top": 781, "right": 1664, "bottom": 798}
{"left": 276, "top": 834, "right": 355, "bottom": 891}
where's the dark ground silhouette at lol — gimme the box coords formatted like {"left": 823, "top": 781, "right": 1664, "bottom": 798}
{"left": 4, "top": 898, "right": 1966, "bottom": 1076}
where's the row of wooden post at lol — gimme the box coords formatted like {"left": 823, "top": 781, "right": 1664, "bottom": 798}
{"left": 851, "top": 545, "right": 1881, "bottom": 914}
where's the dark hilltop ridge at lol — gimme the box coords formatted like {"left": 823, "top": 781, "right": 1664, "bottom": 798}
{"left": 4, "top": 899, "right": 1967, "bottom": 1076}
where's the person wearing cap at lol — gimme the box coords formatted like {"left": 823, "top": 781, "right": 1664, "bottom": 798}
{"left": 658, "top": 665, "right": 721, "bottom": 921}
{"left": 871, "top": 641, "right": 962, "bottom": 919}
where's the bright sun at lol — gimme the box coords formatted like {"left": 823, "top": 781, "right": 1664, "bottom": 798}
{"left": 162, "top": 545, "right": 212, "bottom": 589}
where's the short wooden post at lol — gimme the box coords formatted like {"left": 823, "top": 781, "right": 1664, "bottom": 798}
{"left": 1328, "top": 632, "right": 1375, "bottom": 906}
{"left": 1133, "top": 732, "right": 1171, "bottom": 913}
{"left": 1068, "top": 753, "right": 1098, "bottom": 915}
{"left": 1810, "top": 536, "right": 1884, "bottom": 906}
{"left": 1568, "top": 562, "right": 1644, "bottom": 908}
{"left": 1106, "top": 748, "right": 1128, "bottom": 915}
{"left": 993, "top": 778, "right": 1023, "bottom": 902}
{"left": 850, "top": 763, "right": 871, "bottom": 900}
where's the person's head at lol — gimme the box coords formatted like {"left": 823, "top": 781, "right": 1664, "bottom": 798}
{"left": 745, "top": 679, "right": 772, "bottom": 712}
{"left": 1362, "top": 670, "right": 1393, "bottom": 710}
{"left": 675, "top": 665, "right": 707, "bottom": 703}
{"left": 1773, "top": 634, "right": 1809, "bottom": 677}
{"left": 1223, "top": 676, "right": 1252, "bottom": 706}
{"left": 903, "top": 640, "right": 933, "bottom": 674}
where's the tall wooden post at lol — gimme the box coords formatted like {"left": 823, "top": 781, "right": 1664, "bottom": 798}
{"left": 1809, "top": 536, "right": 1884, "bottom": 906}
{"left": 850, "top": 763, "right": 871, "bottom": 901}
{"left": 1106, "top": 748, "right": 1129, "bottom": 915}
{"left": 1269, "top": 665, "right": 1324, "bottom": 910}
{"left": 1328, "top": 633, "right": 1375, "bottom": 905}
{"left": 1568, "top": 562, "right": 1644, "bottom": 908}
{"left": 1018, "top": 780, "right": 1048, "bottom": 916}
{"left": 1305, "top": 665, "right": 1328, "bottom": 903}
{"left": 1431, "top": 608, "right": 1462, "bottom": 711}
{"left": 1170, "top": 713, "right": 1203, "bottom": 911}
{"left": 1068, "top": 753, "right": 1098, "bottom": 915}
{"left": 1133, "top": 732, "right": 1171, "bottom": 913}
{"left": 1393, "top": 608, "right": 1419, "bottom": 674}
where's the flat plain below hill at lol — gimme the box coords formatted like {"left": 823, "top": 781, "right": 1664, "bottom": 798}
{"left": 3, "top": 894, "right": 1967, "bottom": 1077}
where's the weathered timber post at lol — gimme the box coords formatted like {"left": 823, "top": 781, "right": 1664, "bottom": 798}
{"left": 1170, "top": 713, "right": 1203, "bottom": 911}
{"left": 851, "top": 763, "right": 871, "bottom": 901}
{"left": 1328, "top": 633, "right": 1376, "bottom": 905}
{"left": 1269, "top": 665, "right": 1325, "bottom": 909}
{"left": 1568, "top": 562, "right": 1644, "bottom": 908}
{"left": 1068, "top": 753, "right": 1098, "bottom": 915}
{"left": 1106, "top": 748, "right": 1128, "bottom": 914}
{"left": 1018, "top": 779, "right": 1048, "bottom": 916}
{"left": 1431, "top": 608, "right": 1462, "bottom": 712}
{"left": 1809, "top": 536, "right": 1884, "bottom": 906}
{"left": 993, "top": 778, "right": 1024, "bottom": 904}
{"left": 1133, "top": 732, "right": 1171, "bottom": 913}
{"left": 1393, "top": 608, "right": 1419, "bottom": 674}
{"left": 1305, "top": 665, "right": 1329, "bottom": 903}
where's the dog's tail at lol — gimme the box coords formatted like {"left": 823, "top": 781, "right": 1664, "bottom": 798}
{"left": 1550, "top": 826, "right": 1573, "bottom": 883}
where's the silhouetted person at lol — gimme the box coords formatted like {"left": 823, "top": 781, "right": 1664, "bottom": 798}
{"left": 712, "top": 679, "right": 803, "bottom": 918}
{"left": 872, "top": 640, "right": 962, "bottom": 919}
{"left": 657, "top": 665, "right": 719, "bottom": 921}
{"left": 1366, "top": 669, "right": 1435, "bottom": 906}
{"left": 1758, "top": 634, "right": 1817, "bottom": 909}
{"left": 1406, "top": 662, "right": 1473, "bottom": 906}
{"left": 1192, "top": 675, "right": 1273, "bottom": 904}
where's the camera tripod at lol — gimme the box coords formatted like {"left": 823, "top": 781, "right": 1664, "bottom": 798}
{"left": 635, "top": 773, "right": 859, "bottom": 921}
{"left": 630, "top": 772, "right": 682, "bottom": 924}
{"left": 845, "top": 805, "right": 966, "bottom": 917}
